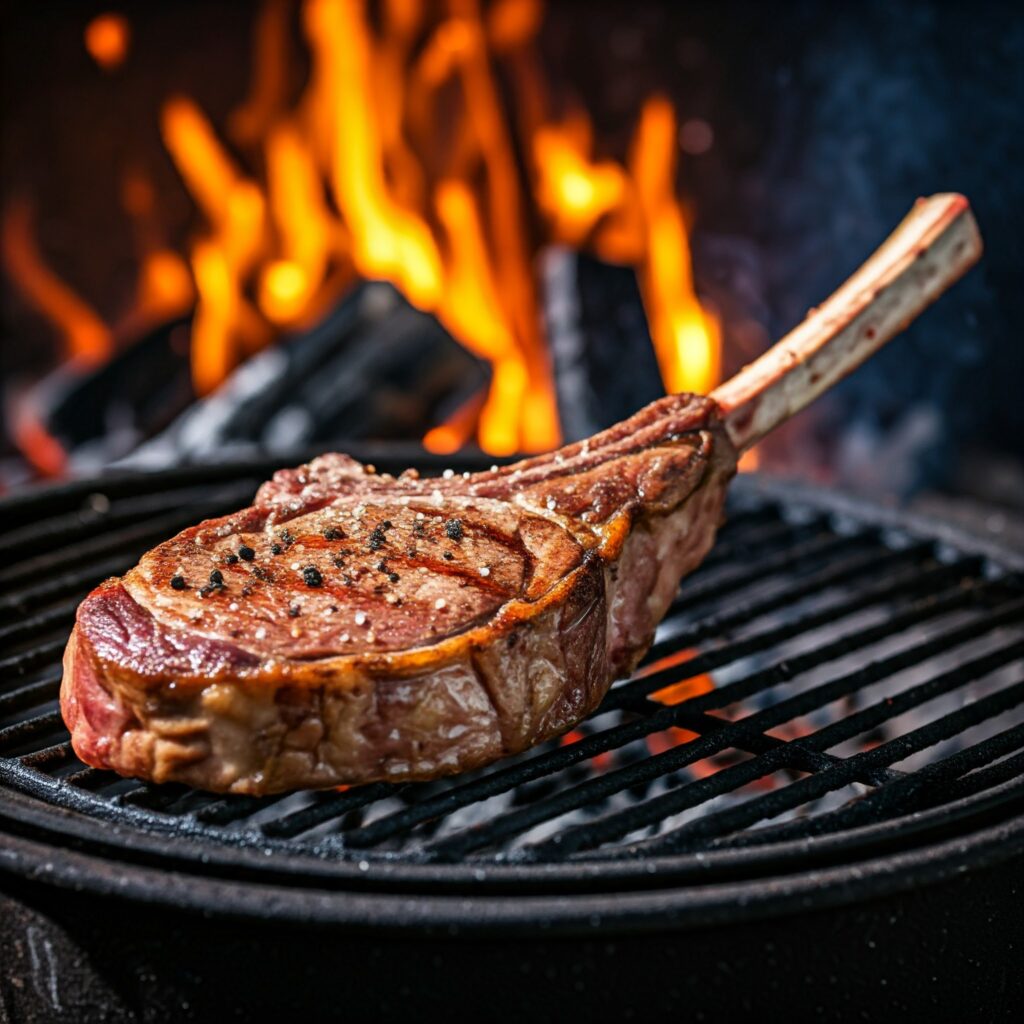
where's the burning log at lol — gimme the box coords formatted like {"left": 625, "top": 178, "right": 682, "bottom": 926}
{"left": 124, "top": 283, "right": 487, "bottom": 467}
{"left": 41, "top": 317, "right": 193, "bottom": 467}
{"left": 542, "top": 248, "right": 665, "bottom": 440}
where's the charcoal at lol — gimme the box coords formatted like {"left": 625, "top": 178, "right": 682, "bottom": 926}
{"left": 124, "top": 284, "right": 487, "bottom": 467}
{"left": 542, "top": 248, "right": 665, "bottom": 441}
{"left": 41, "top": 317, "right": 193, "bottom": 465}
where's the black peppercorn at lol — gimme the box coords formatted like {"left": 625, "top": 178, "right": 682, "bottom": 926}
{"left": 209, "top": 569, "right": 224, "bottom": 587}
{"left": 271, "top": 543, "right": 283, "bottom": 555}
{"left": 443, "top": 551, "right": 454, "bottom": 561}
{"left": 288, "top": 605, "right": 301, "bottom": 618}
{"left": 303, "top": 565, "right": 323, "bottom": 587}
{"left": 445, "top": 518, "right": 464, "bottom": 541}
{"left": 388, "top": 572, "right": 400, "bottom": 583}
{"left": 238, "top": 545, "right": 255, "bottom": 561}
{"left": 170, "top": 575, "right": 188, "bottom": 591}
{"left": 223, "top": 554, "right": 239, "bottom": 565}
{"left": 322, "top": 528, "right": 344, "bottom": 541}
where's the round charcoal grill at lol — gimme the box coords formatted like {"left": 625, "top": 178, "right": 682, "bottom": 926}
{"left": 1, "top": 454, "right": 1023, "bottom": 1023}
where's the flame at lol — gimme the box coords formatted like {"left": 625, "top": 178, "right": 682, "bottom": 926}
{"left": 646, "top": 654, "right": 716, "bottom": 753}
{"left": 738, "top": 446, "right": 760, "bottom": 472}
{"left": 630, "top": 98, "right": 721, "bottom": 395}
{"left": 1, "top": 201, "right": 111, "bottom": 367}
{"left": 12, "top": 406, "right": 67, "bottom": 478}
{"left": 9, "top": 0, "right": 723, "bottom": 469}
{"left": 560, "top": 728, "right": 612, "bottom": 772}
{"left": 154, "top": 0, "right": 718, "bottom": 452}
{"left": 84, "top": 13, "right": 131, "bottom": 71}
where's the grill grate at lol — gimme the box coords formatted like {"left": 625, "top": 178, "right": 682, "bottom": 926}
{"left": 1, "top": 459, "right": 1023, "bottom": 884}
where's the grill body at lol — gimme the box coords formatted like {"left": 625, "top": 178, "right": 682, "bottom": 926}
{"left": 1, "top": 455, "right": 1022, "bottom": 1022}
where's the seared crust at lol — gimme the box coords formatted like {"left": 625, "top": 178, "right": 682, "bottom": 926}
{"left": 61, "top": 394, "right": 736, "bottom": 793}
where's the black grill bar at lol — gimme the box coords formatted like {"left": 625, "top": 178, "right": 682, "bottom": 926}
{"left": 616, "top": 679, "right": 1024, "bottom": 859}
{"left": 637, "top": 540, "right": 934, "bottom": 669}
{"left": 19, "top": 741, "right": 74, "bottom": 770}
{"left": 193, "top": 795, "right": 285, "bottom": 826}
{"left": 2, "top": 471, "right": 1022, "bottom": 873}
{"left": 0, "top": 708, "right": 64, "bottom": 752}
{"left": 532, "top": 642, "right": 1024, "bottom": 861}
{"left": 0, "top": 673, "right": 61, "bottom": 717}
{"left": 668, "top": 531, "right": 871, "bottom": 613}
{"left": 0, "top": 601, "right": 80, "bottom": 647}
{"left": 260, "top": 783, "right": 401, "bottom": 838}
{"left": 0, "top": 483, "right": 258, "bottom": 563}
{"left": 604, "top": 556, "right": 979, "bottom": 711}
{"left": 0, "top": 555, "right": 143, "bottom": 619}
{"left": 0, "top": 641, "right": 68, "bottom": 679}
{"left": 337, "top": 577, "right": 982, "bottom": 851}
{"left": 695, "top": 516, "right": 818, "bottom": 572}
{"left": 0, "top": 507, "right": 232, "bottom": 590}
{"left": 767, "top": 720, "right": 1024, "bottom": 841}
{"left": 424, "top": 600, "right": 1024, "bottom": 859}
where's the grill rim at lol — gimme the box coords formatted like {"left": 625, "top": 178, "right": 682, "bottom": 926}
{"left": 2, "top": 794, "right": 1021, "bottom": 933}
{"left": 1, "top": 460, "right": 1023, "bottom": 926}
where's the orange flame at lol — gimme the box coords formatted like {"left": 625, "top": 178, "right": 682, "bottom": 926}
{"left": 153, "top": 0, "right": 718, "bottom": 453}
{"left": 84, "top": 13, "right": 131, "bottom": 71}
{"left": 9, "top": 0, "right": 723, "bottom": 471}
{"left": 646, "top": 652, "right": 716, "bottom": 754}
{"left": 1, "top": 201, "right": 111, "bottom": 367}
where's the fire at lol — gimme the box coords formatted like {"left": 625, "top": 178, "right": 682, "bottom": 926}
{"left": 6, "top": 1, "right": 723, "bottom": 463}
{"left": 156, "top": 0, "right": 719, "bottom": 453}
{"left": 560, "top": 729, "right": 612, "bottom": 772}
{"left": 84, "top": 13, "right": 131, "bottom": 71}
{"left": 645, "top": 653, "right": 717, "bottom": 758}
{"left": 1, "top": 201, "right": 111, "bottom": 367}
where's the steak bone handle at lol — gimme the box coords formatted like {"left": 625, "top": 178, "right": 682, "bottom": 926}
{"left": 711, "top": 193, "right": 983, "bottom": 451}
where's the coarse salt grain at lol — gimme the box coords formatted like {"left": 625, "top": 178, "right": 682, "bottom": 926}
{"left": 479, "top": 566, "right": 491, "bottom": 577}
{"left": 431, "top": 489, "right": 443, "bottom": 506}
{"left": 255, "top": 627, "right": 267, "bottom": 640}
{"left": 229, "top": 602, "right": 239, "bottom": 611}
{"left": 546, "top": 498, "right": 556, "bottom": 510}
{"left": 416, "top": 512, "right": 425, "bottom": 520}
{"left": 354, "top": 611, "right": 367, "bottom": 626}
{"left": 435, "top": 598, "right": 447, "bottom": 610}
{"left": 442, "top": 469, "right": 454, "bottom": 479}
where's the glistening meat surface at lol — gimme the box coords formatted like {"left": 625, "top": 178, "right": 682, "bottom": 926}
{"left": 62, "top": 396, "right": 734, "bottom": 793}
{"left": 60, "top": 193, "right": 982, "bottom": 794}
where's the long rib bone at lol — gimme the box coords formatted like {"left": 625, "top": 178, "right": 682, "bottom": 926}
{"left": 711, "top": 193, "right": 982, "bottom": 451}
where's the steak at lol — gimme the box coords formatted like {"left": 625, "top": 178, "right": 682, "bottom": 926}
{"left": 61, "top": 194, "right": 981, "bottom": 794}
